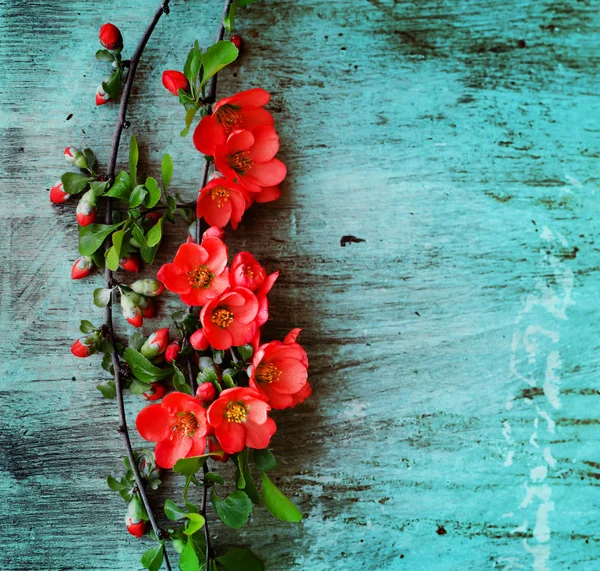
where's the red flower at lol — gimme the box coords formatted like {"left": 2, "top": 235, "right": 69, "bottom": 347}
{"left": 203, "top": 225, "right": 225, "bottom": 241}
{"left": 165, "top": 340, "right": 181, "bottom": 363}
{"left": 229, "top": 252, "right": 266, "bottom": 292}
{"left": 71, "top": 256, "right": 93, "bottom": 280}
{"left": 255, "top": 271, "right": 279, "bottom": 328}
{"left": 214, "top": 127, "right": 287, "bottom": 193}
{"left": 136, "top": 392, "right": 208, "bottom": 469}
{"left": 249, "top": 328, "right": 311, "bottom": 409}
{"left": 207, "top": 387, "right": 276, "bottom": 454}
{"left": 162, "top": 70, "right": 189, "bottom": 96}
{"left": 193, "top": 88, "right": 273, "bottom": 156}
{"left": 50, "top": 181, "right": 70, "bottom": 204}
{"left": 196, "top": 176, "right": 248, "bottom": 230}
{"left": 190, "top": 328, "right": 209, "bottom": 351}
{"left": 99, "top": 23, "right": 123, "bottom": 50}
{"left": 200, "top": 287, "right": 259, "bottom": 350}
{"left": 143, "top": 382, "right": 167, "bottom": 401}
{"left": 157, "top": 238, "right": 229, "bottom": 307}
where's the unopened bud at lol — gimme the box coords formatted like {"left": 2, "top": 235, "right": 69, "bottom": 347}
{"left": 130, "top": 278, "right": 164, "bottom": 297}
{"left": 99, "top": 23, "right": 123, "bottom": 51}
{"left": 162, "top": 70, "right": 190, "bottom": 96}
{"left": 165, "top": 340, "right": 181, "bottom": 363}
{"left": 143, "top": 382, "right": 167, "bottom": 401}
{"left": 190, "top": 329, "right": 209, "bottom": 351}
{"left": 96, "top": 83, "right": 110, "bottom": 106}
{"left": 76, "top": 190, "right": 97, "bottom": 226}
{"left": 71, "top": 335, "right": 98, "bottom": 358}
{"left": 208, "top": 436, "right": 229, "bottom": 463}
{"left": 71, "top": 256, "right": 93, "bottom": 280}
{"left": 141, "top": 328, "right": 169, "bottom": 358}
{"left": 196, "top": 382, "right": 216, "bottom": 403}
{"left": 203, "top": 226, "right": 225, "bottom": 240}
{"left": 121, "top": 293, "right": 143, "bottom": 328}
{"left": 119, "top": 255, "right": 141, "bottom": 273}
{"left": 50, "top": 180, "right": 69, "bottom": 204}
{"left": 64, "top": 146, "right": 89, "bottom": 169}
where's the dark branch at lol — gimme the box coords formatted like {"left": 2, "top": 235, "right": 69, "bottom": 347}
{"left": 103, "top": 2, "right": 173, "bottom": 570}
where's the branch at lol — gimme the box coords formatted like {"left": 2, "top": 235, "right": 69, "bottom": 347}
{"left": 102, "top": 2, "right": 173, "bottom": 570}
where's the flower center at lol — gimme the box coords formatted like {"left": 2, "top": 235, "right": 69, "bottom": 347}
{"left": 225, "top": 402, "right": 247, "bottom": 423}
{"left": 188, "top": 265, "right": 213, "bottom": 289}
{"left": 243, "top": 265, "right": 255, "bottom": 280}
{"left": 257, "top": 362, "right": 282, "bottom": 384}
{"left": 229, "top": 151, "right": 252, "bottom": 174}
{"left": 211, "top": 186, "right": 230, "bottom": 208}
{"left": 211, "top": 308, "right": 234, "bottom": 329}
{"left": 216, "top": 105, "right": 241, "bottom": 134}
{"left": 174, "top": 411, "right": 198, "bottom": 437}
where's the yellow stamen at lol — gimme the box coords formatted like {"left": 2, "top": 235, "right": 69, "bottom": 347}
{"left": 243, "top": 265, "right": 255, "bottom": 280}
{"left": 257, "top": 362, "right": 282, "bottom": 384}
{"left": 211, "top": 308, "right": 234, "bottom": 329}
{"left": 211, "top": 186, "right": 230, "bottom": 208}
{"left": 229, "top": 151, "right": 252, "bottom": 174}
{"left": 225, "top": 402, "right": 247, "bottom": 423}
{"left": 174, "top": 411, "right": 198, "bottom": 437}
{"left": 216, "top": 105, "right": 241, "bottom": 134}
{"left": 188, "top": 266, "right": 212, "bottom": 289}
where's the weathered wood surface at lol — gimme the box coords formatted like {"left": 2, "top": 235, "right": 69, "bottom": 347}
{"left": 0, "top": 0, "right": 598, "bottom": 569}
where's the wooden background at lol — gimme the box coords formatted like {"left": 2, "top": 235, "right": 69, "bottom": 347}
{"left": 1, "top": 0, "right": 598, "bottom": 569}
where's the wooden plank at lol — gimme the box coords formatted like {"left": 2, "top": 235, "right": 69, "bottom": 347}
{"left": 0, "top": 0, "right": 598, "bottom": 569}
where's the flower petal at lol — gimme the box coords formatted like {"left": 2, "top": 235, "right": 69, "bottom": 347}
{"left": 284, "top": 328, "right": 302, "bottom": 345}
{"left": 239, "top": 107, "right": 274, "bottom": 130}
{"left": 193, "top": 115, "right": 226, "bottom": 156}
{"left": 248, "top": 125, "right": 279, "bottom": 163}
{"left": 245, "top": 158, "right": 287, "bottom": 187}
{"left": 221, "top": 88, "right": 270, "bottom": 110}
{"left": 155, "top": 434, "right": 193, "bottom": 469}
{"left": 157, "top": 263, "right": 190, "bottom": 294}
{"left": 272, "top": 358, "right": 308, "bottom": 394}
{"left": 254, "top": 185, "right": 281, "bottom": 203}
{"left": 202, "top": 237, "right": 228, "bottom": 274}
{"left": 173, "top": 243, "right": 209, "bottom": 273}
{"left": 226, "top": 130, "right": 255, "bottom": 155}
{"left": 136, "top": 404, "right": 172, "bottom": 442}
{"left": 215, "top": 421, "right": 246, "bottom": 454}
{"left": 244, "top": 417, "right": 276, "bottom": 449}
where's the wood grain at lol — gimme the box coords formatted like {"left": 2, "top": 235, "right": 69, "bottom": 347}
{"left": 0, "top": 0, "right": 598, "bottom": 569}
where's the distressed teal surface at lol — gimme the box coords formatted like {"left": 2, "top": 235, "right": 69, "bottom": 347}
{"left": 0, "top": 0, "right": 599, "bottom": 569}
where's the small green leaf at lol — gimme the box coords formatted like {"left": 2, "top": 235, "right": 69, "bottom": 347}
{"left": 61, "top": 172, "right": 93, "bottom": 195}
{"left": 146, "top": 216, "right": 163, "bottom": 248}
{"left": 129, "top": 184, "right": 147, "bottom": 208}
{"left": 89, "top": 180, "right": 108, "bottom": 197}
{"left": 164, "top": 499, "right": 187, "bottom": 521}
{"left": 96, "top": 49, "right": 115, "bottom": 62}
{"left": 238, "top": 448, "right": 260, "bottom": 504}
{"left": 105, "top": 171, "right": 133, "bottom": 200}
{"left": 217, "top": 547, "right": 264, "bottom": 571}
{"left": 211, "top": 489, "right": 252, "bottom": 529}
{"left": 261, "top": 472, "right": 302, "bottom": 522}
{"left": 172, "top": 365, "right": 192, "bottom": 395}
{"left": 130, "top": 379, "right": 152, "bottom": 395}
{"left": 93, "top": 287, "right": 112, "bottom": 308}
{"left": 144, "top": 176, "right": 161, "bottom": 208}
{"left": 132, "top": 223, "right": 159, "bottom": 265}
{"left": 123, "top": 347, "right": 173, "bottom": 383}
{"left": 107, "top": 475, "right": 127, "bottom": 491}
{"left": 83, "top": 148, "right": 97, "bottom": 173}
{"left": 237, "top": 344, "right": 253, "bottom": 362}
{"left": 97, "top": 380, "right": 116, "bottom": 399}
{"left": 253, "top": 449, "right": 276, "bottom": 472}
{"left": 140, "top": 544, "right": 164, "bottom": 571}
{"left": 179, "top": 538, "right": 199, "bottom": 571}
{"left": 105, "top": 246, "right": 119, "bottom": 271}
{"left": 205, "top": 472, "right": 225, "bottom": 485}
{"left": 222, "top": 372, "right": 236, "bottom": 389}
{"left": 78, "top": 222, "right": 124, "bottom": 256}
{"left": 183, "top": 40, "right": 203, "bottom": 86}
{"left": 183, "top": 512, "right": 205, "bottom": 535}
{"left": 79, "top": 319, "right": 96, "bottom": 334}
{"left": 129, "top": 135, "right": 138, "bottom": 186}
{"left": 223, "top": 3, "right": 236, "bottom": 33}
{"left": 181, "top": 106, "right": 199, "bottom": 137}
{"left": 161, "top": 154, "right": 173, "bottom": 192}
{"left": 102, "top": 69, "right": 123, "bottom": 99}
{"left": 128, "top": 331, "right": 145, "bottom": 352}
{"left": 173, "top": 456, "right": 207, "bottom": 477}
{"left": 201, "top": 41, "right": 239, "bottom": 87}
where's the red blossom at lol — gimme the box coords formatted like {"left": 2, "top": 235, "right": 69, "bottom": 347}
{"left": 255, "top": 271, "right": 279, "bottom": 328}
{"left": 196, "top": 382, "right": 217, "bottom": 403}
{"left": 190, "top": 328, "right": 209, "bottom": 351}
{"left": 196, "top": 176, "right": 249, "bottom": 230}
{"left": 229, "top": 252, "right": 266, "bottom": 292}
{"left": 141, "top": 328, "right": 169, "bottom": 358}
{"left": 157, "top": 238, "right": 229, "bottom": 307}
{"left": 207, "top": 387, "right": 276, "bottom": 454}
{"left": 165, "top": 340, "right": 181, "bottom": 363}
{"left": 249, "top": 328, "right": 311, "bottom": 409}
{"left": 199, "top": 287, "right": 259, "bottom": 350}
{"left": 214, "top": 127, "right": 287, "bottom": 193}
{"left": 162, "top": 70, "right": 189, "bottom": 95}
{"left": 99, "top": 23, "right": 123, "bottom": 50}
{"left": 203, "top": 226, "right": 225, "bottom": 241}
{"left": 136, "top": 392, "right": 208, "bottom": 469}
{"left": 193, "top": 88, "right": 273, "bottom": 156}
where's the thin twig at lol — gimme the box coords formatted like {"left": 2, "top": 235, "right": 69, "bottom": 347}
{"left": 103, "top": 2, "right": 173, "bottom": 569}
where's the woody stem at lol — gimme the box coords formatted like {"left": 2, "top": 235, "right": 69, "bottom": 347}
{"left": 103, "top": 2, "right": 173, "bottom": 570}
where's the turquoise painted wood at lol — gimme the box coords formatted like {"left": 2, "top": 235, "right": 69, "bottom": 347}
{"left": 0, "top": 0, "right": 598, "bottom": 569}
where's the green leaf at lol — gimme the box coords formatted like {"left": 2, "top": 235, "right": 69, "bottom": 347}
{"left": 205, "top": 472, "right": 225, "bottom": 485}
{"left": 79, "top": 319, "right": 96, "bottom": 334}
{"left": 132, "top": 223, "right": 159, "bottom": 265}
{"left": 261, "top": 472, "right": 302, "bottom": 522}
{"left": 141, "top": 544, "right": 164, "bottom": 571}
{"left": 237, "top": 344, "right": 253, "bottom": 362}
{"left": 89, "top": 180, "right": 108, "bottom": 197}
{"left": 238, "top": 448, "right": 260, "bottom": 504}
{"left": 107, "top": 475, "right": 127, "bottom": 491}
{"left": 129, "top": 135, "right": 138, "bottom": 186}
{"left": 105, "top": 246, "right": 119, "bottom": 271}
{"left": 97, "top": 380, "right": 116, "bottom": 399}
{"left": 201, "top": 41, "right": 239, "bottom": 87}
{"left": 173, "top": 456, "right": 207, "bottom": 477}
{"left": 129, "top": 184, "right": 147, "bottom": 208}
{"left": 130, "top": 379, "right": 152, "bottom": 395}
{"left": 217, "top": 548, "right": 264, "bottom": 571}
{"left": 93, "top": 287, "right": 112, "bottom": 308}
{"left": 96, "top": 49, "right": 115, "bottom": 62}
{"left": 223, "top": 3, "right": 236, "bottom": 33}
{"left": 253, "top": 449, "right": 276, "bottom": 472}
{"left": 144, "top": 176, "right": 161, "bottom": 208}
{"left": 211, "top": 489, "right": 252, "bottom": 529}
{"left": 128, "top": 331, "right": 145, "bottom": 351}
{"left": 179, "top": 538, "right": 199, "bottom": 571}
{"left": 237, "top": 0, "right": 262, "bottom": 6}
{"left": 78, "top": 222, "right": 124, "bottom": 256}
{"left": 181, "top": 106, "right": 199, "bottom": 137}
{"left": 183, "top": 40, "right": 203, "bottom": 86}
{"left": 146, "top": 216, "right": 164, "bottom": 248}
{"left": 123, "top": 347, "right": 173, "bottom": 383}
{"left": 161, "top": 154, "right": 173, "bottom": 192}
{"left": 164, "top": 499, "right": 187, "bottom": 521}
{"left": 172, "top": 365, "right": 192, "bottom": 395}
{"left": 102, "top": 69, "right": 123, "bottom": 99}
{"left": 184, "top": 512, "right": 205, "bottom": 535}
{"left": 83, "top": 149, "right": 97, "bottom": 173}
{"left": 222, "top": 372, "right": 235, "bottom": 389}
{"left": 61, "top": 172, "right": 93, "bottom": 195}
{"left": 105, "top": 171, "right": 133, "bottom": 200}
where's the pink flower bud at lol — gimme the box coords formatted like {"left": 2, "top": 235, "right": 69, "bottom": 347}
{"left": 190, "top": 329, "right": 209, "bottom": 351}
{"left": 143, "top": 382, "right": 167, "bottom": 401}
{"left": 165, "top": 340, "right": 181, "bottom": 363}
{"left": 64, "top": 146, "right": 79, "bottom": 163}
{"left": 99, "top": 23, "right": 123, "bottom": 51}
{"left": 162, "top": 70, "right": 190, "bottom": 96}
{"left": 230, "top": 35, "right": 243, "bottom": 51}
{"left": 50, "top": 180, "right": 69, "bottom": 204}
{"left": 96, "top": 84, "right": 110, "bottom": 106}
{"left": 121, "top": 294, "right": 143, "bottom": 328}
{"left": 203, "top": 225, "right": 225, "bottom": 240}
{"left": 76, "top": 190, "right": 97, "bottom": 226}
{"left": 196, "top": 382, "right": 216, "bottom": 403}
{"left": 141, "top": 328, "right": 169, "bottom": 358}
{"left": 130, "top": 279, "right": 164, "bottom": 297}
{"left": 125, "top": 518, "right": 146, "bottom": 538}
{"left": 119, "top": 255, "right": 141, "bottom": 273}
{"left": 71, "top": 256, "right": 93, "bottom": 280}
{"left": 71, "top": 336, "right": 97, "bottom": 358}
